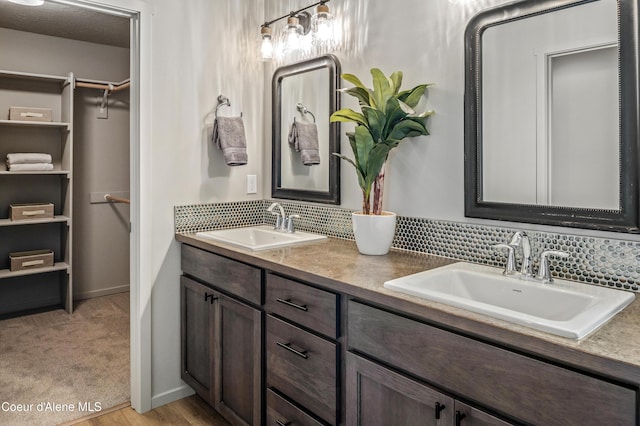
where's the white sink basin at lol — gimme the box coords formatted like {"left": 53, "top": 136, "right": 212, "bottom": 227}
{"left": 196, "top": 225, "right": 327, "bottom": 251}
{"left": 384, "top": 262, "right": 635, "bottom": 339}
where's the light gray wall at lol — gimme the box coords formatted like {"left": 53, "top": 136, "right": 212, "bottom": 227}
{"left": 0, "top": 28, "right": 130, "bottom": 298}
{"left": 264, "top": 0, "right": 503, "bottom": 220}
{"left": 0, "top": 27, "right": 129, "bottom": 81}
{"left": 146, "top": 0, "right": 266, "bottom": 406}
{"left": 73, "top": 88, "right": 130, "bottom": 299}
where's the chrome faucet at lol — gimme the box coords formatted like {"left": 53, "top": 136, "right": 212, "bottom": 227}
{"left": 266, "top": 202, "right": 300, "bottom": 233}
{"left": 267, "top": 202, "right": 286, "bottom": 231}
{"left": 495, "top": 231, "right": 569, "bottom": 283}
{"left": 508, "top": 231, "right": 533, "bottom": 277}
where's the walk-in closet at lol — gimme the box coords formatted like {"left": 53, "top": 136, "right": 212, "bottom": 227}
{"left": 0, "top": 2, "right": 132, "bottom": 424}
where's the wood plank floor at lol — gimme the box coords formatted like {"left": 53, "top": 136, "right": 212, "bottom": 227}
{"left": 68, "top": 395, "right": 231, "bottom": 426}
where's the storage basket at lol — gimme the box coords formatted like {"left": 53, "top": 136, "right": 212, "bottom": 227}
{"left": 10, "top": 203, "right": 54, "bottom": 221}
{"left": 9, "top": 249, "right": 54, "bottom": 272}
{"left": 9, "top": 106, "right": 53, "bottom": 122}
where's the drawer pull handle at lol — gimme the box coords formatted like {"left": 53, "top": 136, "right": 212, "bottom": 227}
{"left": 435, "top": 402, "right": 446, "bottom": 419}
{"left": 276, "top": 420, "right": 291, "bottom": 426}
{"left": 276, "top": 298, "right": 308, "bottom": 312}
{"left": 276, "top": 341, "right": 308, "bottom": 359}
{"left": 455, "top": 411, "right": 467, "bottom": 425}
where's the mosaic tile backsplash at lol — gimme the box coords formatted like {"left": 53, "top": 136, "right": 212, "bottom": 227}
{"left": 175, "top": 200, "right": 639, "bottom": 292}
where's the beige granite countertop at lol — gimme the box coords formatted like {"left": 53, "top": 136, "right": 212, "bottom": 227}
{"left": 176, "top": 232, "right": 640, "bottom": 385}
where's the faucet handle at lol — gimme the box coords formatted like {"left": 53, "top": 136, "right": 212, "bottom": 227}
{"left": 536, "top": 250, "right": 570, "bottom": 283}
{"left": 285, "top": 214, "right": 301, "bottom": 233}
{"left": 493, "top": 243, "right": 518, "bottom": 276}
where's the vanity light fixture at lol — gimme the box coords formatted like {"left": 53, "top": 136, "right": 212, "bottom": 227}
{"left": 7, "top": 0, "right": 45, "bottom": 5}
{"left": 259, "top": 0, "right": 335, "bottom": 61}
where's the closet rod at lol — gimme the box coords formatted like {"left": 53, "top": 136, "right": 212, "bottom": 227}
{"left": 76, "top": 80, "right": 130, "bottom": 92}
{"left": 105, "top": 194, "right": 130, "bottom": 204}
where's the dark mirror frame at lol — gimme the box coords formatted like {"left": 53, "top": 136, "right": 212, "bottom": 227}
{"left": 271, "top": 54, "right": 341, "bottom": 204}
{"left": 464, "top": 0, "right": 640, "bottom": 233}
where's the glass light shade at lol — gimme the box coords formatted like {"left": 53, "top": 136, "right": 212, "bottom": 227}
{"left": 311, "top": 4, "right": 335, "bottom": 45}
{"left": 281, "top": 16, "right": 304, "bottom": 52}
{"left": 259, "top": 26, "right": 274, "bottom": 61}
{"left": 8, "top": 0, "right": 44, "bottom": 5}
{"left": 260, "top": 37, "right": 274, "bottom": 61}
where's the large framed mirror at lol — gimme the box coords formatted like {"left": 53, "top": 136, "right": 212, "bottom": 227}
{"left": 272, "top": 54, "right": 341, "bottom": 204}
{"left": 464, "top": 0, "right": 639, "bottom": 233}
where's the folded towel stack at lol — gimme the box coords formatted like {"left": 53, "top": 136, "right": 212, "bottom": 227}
{"left": 6, "top": 153, "right": 53, "bottom": 171}
{"left": 212, "top": 117, "right": 248, "bottom": 166}
{"left": 288, "top": 119, "right": 320, "bottom": 165}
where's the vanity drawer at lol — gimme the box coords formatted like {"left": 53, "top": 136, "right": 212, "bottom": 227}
{"left": 266, "top": 315, "right": 337, "bottom": 425}
{"left": 181, "top": 244, "right": 262, "bottom": 305}
{"left": 266, "top": 273, "right": 338, "bottom": 338}
{"left": 347, "top": 300, "right": 637, "bottom": 426}
{"left": 266, "top": 388, "right": 325, "bottom": 426}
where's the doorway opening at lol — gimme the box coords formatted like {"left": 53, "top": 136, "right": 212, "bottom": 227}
{"left": 0, "top": 0, "right": 149, "bottom": 422}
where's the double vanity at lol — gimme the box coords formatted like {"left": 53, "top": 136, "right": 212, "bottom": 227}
{"left": 176, "top": 228, "right": 640, "bottom": 426}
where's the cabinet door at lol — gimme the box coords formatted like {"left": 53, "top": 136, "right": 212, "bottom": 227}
{"left": 454, "top": 401, "right": 513, "bottom": 426}
{"left": 346, "top": 352, "right": 454, "bottom": 426}
{"left": 180, "top": 276, "right": 217, "bottom": 404}
{"left": 215, "top": 294, "right": 262, "bottom": 426}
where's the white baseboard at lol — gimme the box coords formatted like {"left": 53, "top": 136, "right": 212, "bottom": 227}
{"left": 74, "top": 284, "right": 130, "bottom": 301}
{"left": 151, "top": 385, "right": 195, "bottom": 409}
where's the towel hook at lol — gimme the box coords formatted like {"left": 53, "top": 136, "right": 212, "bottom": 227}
{"left": 216, "top": 94, "right": 242, "bottom": 118}
{"left": 296, "top": 102, "right": 316, "bottom": 123}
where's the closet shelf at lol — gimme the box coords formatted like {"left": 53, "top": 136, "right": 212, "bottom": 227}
{"left": 0, "top": 69, "right": 69, "bottom": 85}
{"left": 0, "top": 216, "right": 69, "bottom": 227}
{"left": 0, "top": 119, "right": 70, "bottom": 129}
{"left": 0, "top": 262, "right": 69, "bottom": 279}
{"left": 0, "top": 170, "right": 70, "bottom": 176}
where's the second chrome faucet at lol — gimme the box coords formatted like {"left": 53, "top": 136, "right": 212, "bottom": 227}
{"left": 267, "top": 202, "right": 300, "bottom": 233}
{"left": 494, "top": 231, "right": 569, "bottom": 284}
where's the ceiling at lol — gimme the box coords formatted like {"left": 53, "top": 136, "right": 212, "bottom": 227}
{"left": 0, "top": 0, "right": 130, "bottom": 48}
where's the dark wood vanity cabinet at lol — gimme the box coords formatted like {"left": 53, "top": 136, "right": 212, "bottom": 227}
{"left": 179, "top": 240, "right": 638, "bottom": 426}
{"left": 265, "top": 273, "right": 340, "bottom": 425}
{"left": 181, "top": 275, "right": 216, "bottom": 403}
{"left": 346, "top": 352, "right": 510, "bottom": 426}
{"left": 347, "top": 300, "right": 638, "bottom": 426}
{"left": 346, "top": 352, "right": 455, "bottom": 425}
{"left": 181, "top": 246, "right": 262, "bottom": 426}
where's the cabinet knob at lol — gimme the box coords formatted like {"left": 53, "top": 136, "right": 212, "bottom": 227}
{"left": 455, "top": 410, "right": 467, "bottom": 425}
{"left": 435, "top": 402, "right": 446, "bottom": 420}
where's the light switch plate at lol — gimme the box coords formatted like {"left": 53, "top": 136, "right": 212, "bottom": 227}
{"left": 247, "top": 175, "right": 257, "bottom": 194}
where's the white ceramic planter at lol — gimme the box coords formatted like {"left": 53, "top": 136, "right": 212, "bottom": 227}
{"left": 352, "top": 211, "right": 397, "bottom": 255}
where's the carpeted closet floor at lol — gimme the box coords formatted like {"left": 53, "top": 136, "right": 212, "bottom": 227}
{"left": 0, "top": 292, "right": 130, "bottom": 426}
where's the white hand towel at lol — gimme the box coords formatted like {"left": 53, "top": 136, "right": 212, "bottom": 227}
{"left": 212, "top": 117, "right": 248, "bottom": 166}
{"left": 7, "top": 153, "right": 52, "bottom": 165}
{"left": 8, "top": 163, "right": 54, "bottom": 172}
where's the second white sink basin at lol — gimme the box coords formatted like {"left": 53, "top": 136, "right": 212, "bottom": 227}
{"left": 384, "top": 262, "right": 635, "bottom": 339}
{"left": 196, "top": 225, "right": 327, "bottom": 251}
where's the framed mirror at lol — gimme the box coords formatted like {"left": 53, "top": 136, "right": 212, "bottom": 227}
{"left": 272, "top": 54, "right": 341, "bottom": 204}
{"left": 464, "top": 0, "right": 639, "bottom": 233}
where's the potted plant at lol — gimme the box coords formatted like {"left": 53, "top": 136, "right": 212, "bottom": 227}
{"left": 330, "top": 68, "right": 433, "bottom": 255}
